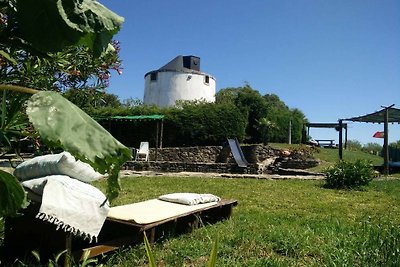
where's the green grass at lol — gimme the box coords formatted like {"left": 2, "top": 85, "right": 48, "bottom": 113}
{"left": 1, "top": 144, "right": 399, "bottom": 266}
{"left": 89, "top": 176, "right": 400, "bottom": 267}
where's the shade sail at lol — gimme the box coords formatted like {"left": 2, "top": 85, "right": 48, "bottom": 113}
{"left": 344, "top": 107, "right": 400, "bottom": 123}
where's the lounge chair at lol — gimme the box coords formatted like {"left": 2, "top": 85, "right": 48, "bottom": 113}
{"left": 135, "top": 142, "right": 149, "bottom": 161}
{"left": 3, "top": 197, "right": 237, "bottom": 263}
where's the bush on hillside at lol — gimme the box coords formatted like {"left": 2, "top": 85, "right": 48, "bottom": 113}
{"left": 362, "top": 142, "right": 382, "bottom": 156}
{"left": 323, "top": 160, "right": 375, "bottom": 189}
{"left": 347, "top": 140, "right": 363, "bottom": 151}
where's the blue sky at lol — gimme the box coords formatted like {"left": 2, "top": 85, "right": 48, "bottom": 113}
{"left": 99, "top": 0, "right": 400, "bottom": 145}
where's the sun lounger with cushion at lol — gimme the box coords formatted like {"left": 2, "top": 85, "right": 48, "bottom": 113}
{"left": 4, "top": 197, "right": 237, "bottom": 263}
{"left": 4, "top": 153, "right": 238, "bottom": 263}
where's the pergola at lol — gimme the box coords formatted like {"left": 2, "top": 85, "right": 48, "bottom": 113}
{"left": 97, "top": 115, "right": 165, "bottom": 160}
{"left": 305, "top": 122, "right": 348, "bottom": 147}
{"left": 338, "top": 105, "right": 400, "bottom": 174}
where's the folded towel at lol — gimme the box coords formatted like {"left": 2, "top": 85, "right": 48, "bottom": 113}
{"left": 23, "top": 175, "right": 109, "bottom": 242}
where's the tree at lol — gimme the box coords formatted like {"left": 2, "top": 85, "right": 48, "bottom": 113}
{"left": 255, "top": 117, "right": 277, "bottom": 145}
{"left": 63, "top": 88, "right": 121, "bottom": 111}
{"left": 0, "top": 0, "right": 129, "bottom": 217}
{"left": 217, "top": 86, "right": 308, "bottom": 144}
{"left": 362, "top": 142, "right": 382, "bottom": 155}
{"left": 347, "top": 140, "right": 363, "bottom": 151}
{"left": 217, "top": 85, "right": 268, "bottom": 143}
{"left": 215, "top": 87, "right": 241, "bottom": 105}
{"left": 389, "top": 140, "right": 400, "bottom": 149}
{"left": 122, "top": 97, "right": 143, "bottom": 108}
{"left": 0, "top": 44, "right": 122, "bottom": 92}
{"left": 1, "top": 2, "right": 123, "bottom": 153}
{"left": 289, "top": 108, "right": 308, "bottom": 144}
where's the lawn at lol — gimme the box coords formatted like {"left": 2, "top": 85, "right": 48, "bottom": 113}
{"left": 89, "top": 175, "right": 400, "bottom": 267}
{"left": 1, "top": 145, "right": 399, "bottom": 266}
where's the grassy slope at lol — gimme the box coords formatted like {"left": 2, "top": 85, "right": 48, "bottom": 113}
{"left": 270, "top": 143, "right": 390, "bottom": 173}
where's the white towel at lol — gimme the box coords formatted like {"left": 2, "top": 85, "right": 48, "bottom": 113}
{"left": 31, "top": 175, "right": 109, "bottom": 242}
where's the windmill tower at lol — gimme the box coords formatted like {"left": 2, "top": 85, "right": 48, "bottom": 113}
{"left": 143, "top": 55, "right": 216, "bottom": 107}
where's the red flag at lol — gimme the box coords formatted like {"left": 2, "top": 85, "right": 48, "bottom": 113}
{"left": 373, "top": 131, "right": 384, "bottom": 138}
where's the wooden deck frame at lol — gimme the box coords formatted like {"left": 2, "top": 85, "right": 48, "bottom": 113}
{"left": 3, "top": 199, "right": 237, "bottom": 265}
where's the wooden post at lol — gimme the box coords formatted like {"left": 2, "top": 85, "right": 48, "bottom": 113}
{"left": 159, "top": 119, "right": 164, "bottom": 149}
{"left": 338, "top": 119, "right": 343, "bottom": 160}
{"left": 383, "top": 108, "right": 389, "bottom": 175}
{"left": 64, "top": 233, "right": 72, "bottom": 267}
{"left": 155, "top": 120, "right": 159, "bottom": 161}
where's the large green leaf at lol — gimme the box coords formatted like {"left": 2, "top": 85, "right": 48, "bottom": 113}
{"left": 0, "top": 170, "right": 29, "bottom": 217}
{"left": 16, "top": 0, "right": 124, "bottom": 55}
{"left": 26, "top": 91, "right": 131, "bottom": 200}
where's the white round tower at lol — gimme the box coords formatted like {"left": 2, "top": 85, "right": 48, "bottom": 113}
{"left": 143, "top": 55, "right": 216, "bottom": 107}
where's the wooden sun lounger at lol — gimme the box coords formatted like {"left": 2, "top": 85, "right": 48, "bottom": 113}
{"left": 3, "top": 199, "right": 238, "bottom": 264}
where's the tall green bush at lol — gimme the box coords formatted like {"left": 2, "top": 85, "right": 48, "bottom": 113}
{"left": 216, "top": 86, "right": 308, "bottom": 144}
{"left": 347, "top": 140, "right": 363, "bottom": 151}
{"left": 323, "top": 159, "right": 375, "bottom": 189}
{"left": 164, "top": 102, "right": 247, "bottom": 146}
{"left": 95, "top": 102, "right": 247, "bottom": 147}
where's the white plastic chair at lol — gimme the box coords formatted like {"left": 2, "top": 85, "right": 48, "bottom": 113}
{"left": 135, "top": 142, "right": 149, "bottom": 161}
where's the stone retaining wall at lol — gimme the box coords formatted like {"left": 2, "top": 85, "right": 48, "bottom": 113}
{"left": 149, "top": 146, "right": 224, "bottom": 163}
{"left": 148, "top": 145, "right": 284, "bottom": 164}
{"left": 2, "top": 144, "right": 320, "bottom": 175}
{"left": 126, "top": 144, "right": 319, "bottom": 174}
{"left": 124, "top": 161, "right": 258, "bottom": 174}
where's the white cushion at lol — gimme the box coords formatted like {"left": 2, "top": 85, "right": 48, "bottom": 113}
{"left": 158, "top": 193, "right": 220, "bottom": 205}
{"left": 21, "top": 177, "right": 48, "bottom": 196}
{"left": 13, "top": 152, "right": 104, "bottom": 183}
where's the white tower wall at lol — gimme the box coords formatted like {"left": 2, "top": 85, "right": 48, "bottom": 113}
{"left": 144, "top": 71, "right": 216, "bottom": 107}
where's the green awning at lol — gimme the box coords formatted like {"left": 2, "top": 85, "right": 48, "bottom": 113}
{"left": 97, "top": 115, "right": 164, "bottom": 121}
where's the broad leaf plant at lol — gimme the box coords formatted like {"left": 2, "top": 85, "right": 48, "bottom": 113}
{"left": 0, "top": 0, "right": 129, "bottom": 217}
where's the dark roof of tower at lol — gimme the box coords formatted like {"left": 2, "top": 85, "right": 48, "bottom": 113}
{"left": 159, "top": 55, "right": 200, "bottom": 72}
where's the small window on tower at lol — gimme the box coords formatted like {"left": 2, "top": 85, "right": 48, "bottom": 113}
{"left": 204, "top": 75, "right": 210, "bottom": 85}
{"left": 150, "top": 72, "right": 157, "bottom": 81}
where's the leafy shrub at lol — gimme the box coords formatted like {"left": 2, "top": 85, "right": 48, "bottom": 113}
{"left": 346, "top": 140, "right": 363, "bottom": 151}
{"left": 323, "top": 160, "right": 375, "bottom": 189}
{"left": 95, "top": 102, "right": 247, "bottom": 147}
{"left": 362, "top": 142, "right": 382, "bottom": 156}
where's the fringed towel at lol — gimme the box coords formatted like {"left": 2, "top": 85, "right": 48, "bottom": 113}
{"left": 23, "top": 175, "right": 109, "bottom": 242}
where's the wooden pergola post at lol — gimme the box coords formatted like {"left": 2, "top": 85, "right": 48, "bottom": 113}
{"left": 155, "top": 120, "right": 159, "bottom": 162}
{"left": 383, "top": 107, "right": 389, "bottom": 175}
{"left": 338, "top": 119, "right": 343, "bottom": 160}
